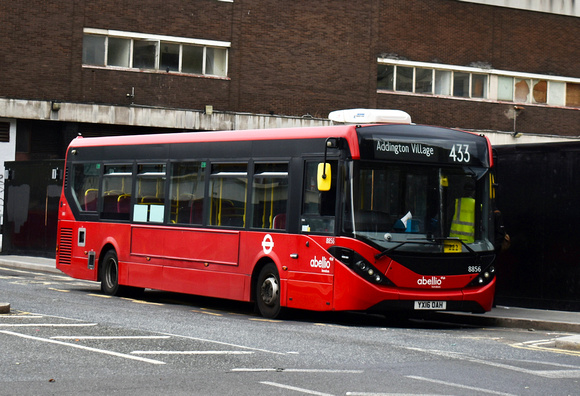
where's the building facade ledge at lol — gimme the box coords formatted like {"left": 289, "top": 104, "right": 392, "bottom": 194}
{"left": 0, "top": 98, "right": 331, "bottom": 131}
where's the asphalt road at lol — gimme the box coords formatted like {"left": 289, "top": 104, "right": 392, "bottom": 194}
{"left": 1, "top": 265, "right": 580, "bottom": 395}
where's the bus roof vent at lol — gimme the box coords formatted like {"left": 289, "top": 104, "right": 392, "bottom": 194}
{"left": 328, "top": 109, "right": 412, "bottom": 125}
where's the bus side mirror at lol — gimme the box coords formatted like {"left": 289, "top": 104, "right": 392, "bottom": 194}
{"left": 317, "top": 163, "right": 331, "bottom": 191}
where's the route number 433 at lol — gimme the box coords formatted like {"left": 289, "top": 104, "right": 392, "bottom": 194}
{"left": 449, "top": 144, "right": 470, "bottom": 163}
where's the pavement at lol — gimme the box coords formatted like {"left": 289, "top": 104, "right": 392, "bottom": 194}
{"left": 1, "top": 254, "right": 580, "bottom": 350}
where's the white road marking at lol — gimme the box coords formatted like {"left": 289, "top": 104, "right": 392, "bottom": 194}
{"left": 407, "top": 375, "right": 516, "bottom": 396}
{"left": 260, "top": 381, "right": 335, "bottom": 396}
{"left": 160, "top": 332, "right": 287, "bottom": 355}
{"left": 233, "top": 368, "right": 363, "bottom": 373}
{"left": 405, "top": 347, "right": 580, "bottom": 378}
{"left": 51, "top": 335, "right": 171, "bottom": 340}
{"left": 133, "top": 350, "right": 253, "bottom": 355}
{"left": 0, "top": 330, "right": 165, "bottom": 365}
{"left": 0, "top": 323, "right": 97, "bottom": 327}
{"left": 346, "top": 393, "right": 447, "bottom": 396}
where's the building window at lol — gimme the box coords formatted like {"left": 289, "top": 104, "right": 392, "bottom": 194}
{"left": 396, "top": 66, "right": 414, "bottom": 92}
{"left": 108, "top": 37, "right": 131, "bottom": 67}
{"left": 514, "top": 79, "right": 530, "bottom": 102}
{"left": 453, "top": 72, "right": 470, "bottom": 97}
{"left": 182, "top": 45, "right": 204, "bottom": 74}
{"left": 548, "top": 81, "right": 566, "bottom": 106}
{"left": 415, "top": 68, "right": 433, "bottom": 94}
{"left": 532, "top": 80, "right": 547, "bottom": 104}
{"left": 378, "top": 63, "right": 489, "bottom": 99}
{"left": 435, "top": 70, "right": 452, "bottom": 95}
{"left": 82, "top": 29, "right": 230, "bottom": 78}
{"left": 161, "top": 43, "right": 180, "bottom": 72}
{"left": 377, "top": 65, "right": 394, "bottom": 90}
{"left": 497, "top": 76, "right": 513, "bottom": 101}
{"left": 378, "top": 58, "right": 580, "bottom": 108}
{"left": 566, "top": 83, "right": 580, "bottom": 107}
{"left": 82, "top": 35, "right": 105, "bottom": 66}
{"left": 472, "top": 74, "right": 488, "bottom": 98}
{"left": 133, "top": 39, "right": 157, "bottom": 69}
{"left": 0, "top": 122, "right": 10, "bottom": 142}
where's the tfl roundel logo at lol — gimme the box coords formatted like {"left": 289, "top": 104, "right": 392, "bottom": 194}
{"left": 262, "top": 234, "right": 274, "bottom": 254}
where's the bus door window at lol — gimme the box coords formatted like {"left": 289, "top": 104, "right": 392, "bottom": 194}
{"left": 170, "top": 161, "right": 206, "bottom": 225}
{"left": 133, "top": 163, "right": 166, "bottom": 223}
{"left": 251, "top": 163, "right": 288, "bottom": 230}
{"left": 301, "top": 161, "right": 337, "bottom": 233}
{"left": 101, "top": 164, "right": 133, "bottom": 220}
{"left": 209, "top": 163, "right": 248, "bottom": 227}
{"left": 71, "top": 162, "right": 100, "bottom": 212}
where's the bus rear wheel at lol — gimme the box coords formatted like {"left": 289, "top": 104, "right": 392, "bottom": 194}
{"left": 101, "top": 250, "right": 121, "bottom": 295}
{"left": 256, "top": 263, "right": 282, "bottom": 319}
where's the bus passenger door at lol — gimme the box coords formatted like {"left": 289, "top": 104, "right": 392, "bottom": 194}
{"left": 285, "top": 160, "right": 337, "bottom": 311}
{"left": 284, "top": 235, "right": 335, "bottom": 311}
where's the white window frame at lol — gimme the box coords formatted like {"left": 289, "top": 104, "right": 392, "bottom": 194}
{"left": 83, "top": 28, "right": 230, "bottom": 78}
{"left": 378, "top": 58, "right": 580, "bottom": 108}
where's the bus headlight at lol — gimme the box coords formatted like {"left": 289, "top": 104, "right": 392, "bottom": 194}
{"left": 468, "top": 266, "right": 495, "bottom": 287}
{"left": 329, "top": 247, "right": 394, "bottom": 286}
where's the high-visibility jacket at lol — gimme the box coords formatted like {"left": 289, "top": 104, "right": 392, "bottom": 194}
{"left": 450, "top": 197, "right": 475, "bottom": 243}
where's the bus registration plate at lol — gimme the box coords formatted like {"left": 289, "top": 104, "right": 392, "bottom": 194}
{"left": 414, "top": 301, "right": 446, "bottom": 310}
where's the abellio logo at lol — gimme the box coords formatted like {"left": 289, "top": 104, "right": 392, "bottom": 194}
{"left": 310, "top": 256, "right": 333, "bottom": 273}
{"left": 417, "top": 276, "right": 444, "bottom": 287}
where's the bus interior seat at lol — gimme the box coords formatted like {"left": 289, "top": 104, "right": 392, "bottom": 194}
{"left": 117, "top": 194, "right": 131, "bottom": 214}
{"left": 103, "top": 194, "right": 120, "bottom": 214}
{"left": 173, "top": 195, "right": 203, "bottom": 224}
{"left": 273, "top": 213, "right": 286, "bottom": 229}
{"left": 84, "top": 189, "right": 98, "bottom": 211}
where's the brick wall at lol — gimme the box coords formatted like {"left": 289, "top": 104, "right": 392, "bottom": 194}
{"left": 378, "top": 0, "right": 580, "bottom": 78}
{"left": 1, "top": 0, "right": 578, "bottom": 135}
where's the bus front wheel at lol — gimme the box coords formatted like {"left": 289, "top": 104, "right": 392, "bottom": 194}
{"left": 256, "top": 263, "right": 282, "bottom": 319}
{"left": 101, "top": 250, "right": 121, "bottom": 296}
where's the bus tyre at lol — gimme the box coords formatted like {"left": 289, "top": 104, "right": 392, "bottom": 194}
{"left": 101, "top": 250, "right": 121, "bottom": 296}
{"left": 256, "top": 263, "right": 282, "bottom": 319}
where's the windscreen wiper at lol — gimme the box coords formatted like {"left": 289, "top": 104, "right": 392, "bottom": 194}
{"left": 374, "top": 237, "right": 476, "bottom": 260}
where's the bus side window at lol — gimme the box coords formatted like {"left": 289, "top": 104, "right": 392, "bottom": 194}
{"left": 170, "top": 161, "right": 206, "bottom": 225}
{"left": 301, "top": 161, "right": 337, "bottom": 233}
{"left": 133, "top": 163, "right": 166, "bottom": 223}
{"left": 71, "top": 163, "right": 100, "bottom": 212}
{"left": 101, "top": 164, "right": 133, "bottom": 221}
{"left": 209, "top": 163, "right": 248, "bottom": 227}
{"left": 251, "top": 163, "right": 288, "bottom": 230}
